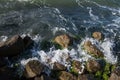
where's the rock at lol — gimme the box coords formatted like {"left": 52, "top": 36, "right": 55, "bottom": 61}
{"left": 92, "top": 32, "right": 102, "bottom": 40}
{"left": 58, "top": 71, "right": 77, "bottom": 80}
{"left": 0, "top": 66, "right": 17, "bottom": 80}
{"left": 40, "top": 40, "right": 52, "bottom": 51}
{"left": 23, "top": 36, "right": 33, "bottom": 49}
{"left": 54, "top": 34, "right": 70, "bottom": 48}
{"left": 24, "top": 60, "right": 44, "bottom": 78}
{"left": 109, "top": 73, "right": 120, "bottom": 80}
{"left": 86, "top": 59, "right": 101, "bottom": 73}
{"left": 109, "top": 67, "right": 120, "bottom": 80}
{"left": 53, "top": 62, "right": 66, "bottom": 71}
{"left": 0, "top": 35, "right": 24, "bottom": 57}
{"left": 71, "top": 60, "right": 83, "bottom": 74}
{"left": 34, "top": 75, "right": 55, "bottom": 80}
{"left": 0, "top": 57, "right": 8, "bottom": 67}
{"left": 83, "top": 40, "right": 103, "bottom": 57}
{"left": 78, "top": 74, "right": 96, "bottom": 80}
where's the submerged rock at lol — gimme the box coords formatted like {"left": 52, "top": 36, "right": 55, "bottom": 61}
{"left": 53, "top": 62, "right": 66, "bottom": 71}
{"left": 24, "top": 60, "right": 44, "bottom": 78}
{"left": 109, "top": 67, "right": 120, "bottom": 80}
{"left": 58, "top": 71, "right": 77, "bottom": 80}
{"left": 54, "top": 34, "right": 70, "bottom": 48}
{"left": 0, "top": 35, "right": 24, "bottom": 57}
{"left": 83, "top": 40, "right": 104, "bottom": 57}
{"left": 86, "top": 59, "right": 101, "bottom": 73}
{"left": 92, "top": 32, "right": 103, "bottom": 40}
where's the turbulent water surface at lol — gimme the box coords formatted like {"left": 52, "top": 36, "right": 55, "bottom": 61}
{"left": 0, "top": 0, "right": 120, "bottom": 75}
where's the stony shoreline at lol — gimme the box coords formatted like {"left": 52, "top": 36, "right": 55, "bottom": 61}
{"left": 0, "top": 32, "right": 120, "bottom": 80}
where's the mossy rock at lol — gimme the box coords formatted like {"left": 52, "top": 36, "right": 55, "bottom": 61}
{"left": 86, "top": 59, "right": 101, "bottom": 73}
{"left": 70, "top": 60, "right": 83, "bottom": 75}
{"left": 53, "top": 42, "right": 63, "bottom": 50}
{"left": 94, "top": 59, "right": 115, "bottom": 80}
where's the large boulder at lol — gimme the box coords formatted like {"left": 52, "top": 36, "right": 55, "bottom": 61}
{"left": 83, "top": 40, "right": 103, "bottom": 57}
{"left": 86, "top": 59, "right": 101, "bottom": 73}
{"left": 109, "top": 67, "right": 120, "bottom": 80}
{"left": 24, "top": 60, "right": 44, "bottom": 78}
{"left": 92, "top": 32, "right": 103, "bottom": 40}
{"left": 53, "top": 62, "right": 66, "bottom": 71}
{"left": 54, "top": 34, "right": 70, "bottom": 48}
{"left": 23, "top": 35, "right": 33, "bottom": 49}
{"left": 0, "top": 35, "right": 24, "bottom": 57}
{"left": 58, "top": 71, "right": 77, "bottom": 80}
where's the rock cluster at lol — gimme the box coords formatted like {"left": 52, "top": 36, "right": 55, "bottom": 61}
{"left": 0, "top": 35, "right": 33, "bottom": 80}
{"left": 0, "top": 32, "right": 119, "bottom": 80}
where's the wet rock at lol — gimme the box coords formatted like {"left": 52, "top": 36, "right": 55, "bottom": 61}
{"left": 83, "top": 40, "right": 103, "bottom": 57}
{"left": 0, "top": 35, "right": 24, "bottom": 57}
{"left": 78, "top": 74, "right": 96, "bottom": 80}
{"left": 53, "top": 62, "right": 66, "bottom": 71}
{"left": 40, "top": 40, "right": 52, "bottom": 51}
{"left": 58, "top": 71, "right": 77, "bottom": 80}
{"left": 0, "top": 66, "right": 17, "bottom": 80}
{"left": 34, "top": 75, "right": 55, "bottom": 80}
{"left": 24, "top": 60, "right": 44, "bottom": 78}
{"left": 109, "top": 67, "right": 120, "bottom": 80}
{"left": 71, "top": 60, "right": 83, "bottom": 74}
{"left": 86, "top": 59, "right": 101, "bottom": 73}
{"left": 92, "top": 32, "right": 102, "bottom": 40}
{"left": 23, "top": 36, "right": 33, "bottom": 49}
{"left": 54, "top": 34, "right": 70, "bottom": 48}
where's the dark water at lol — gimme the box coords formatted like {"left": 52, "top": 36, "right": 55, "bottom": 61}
{"left": 0, "top": 0, "right": 120, "bottom": 63}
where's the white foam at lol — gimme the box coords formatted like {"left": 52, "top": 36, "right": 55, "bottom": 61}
{"left": 20, "top": 57, "right": 39, "bottom": 66}
{"left": 101, "top": 39, "right": 117, "bottom": 64}
{"left": 0, "top": 36, "right": 8, "bottom": 42}
{"left": 52, "top": 27, "right": 66, "bottom": 35}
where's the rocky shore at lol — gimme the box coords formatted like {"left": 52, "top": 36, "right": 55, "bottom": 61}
{"left": 0, "top": 32, "right": 120, "bottom": 80}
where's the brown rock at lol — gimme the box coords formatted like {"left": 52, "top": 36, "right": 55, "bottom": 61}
{"left": 92, "top": 32, "right": 102, "bottom": 40}
{"left": 77, "top": 74, "right": 95, "bottom": 80}
{"left": 86, "top": 59, "right": 101, "bottom": 73}
{"left": 59, "top": 71, "right": 76, "bottom": 80}
{"left": 23, "top": 35, "right": 33, "bottom": 49}
{"left": 0, "top": 35, "right": 24, "bottom": 57}
{"left": 83, "top": 40, "right": 103, "bottom": 57}
{"left": 24, "top": 60, "right": 44, "bottom": 78}
{"left": 53, "top": 62, "right": 66, "bottom": 71}
{"left": 71, "top": 60, "right": 83, "bottom": 74}
{"left": 109, "top": 67, "right": 120, "bottom": 80}
{"left": 54, "top": 34, "right": 70, "bottom": 48}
